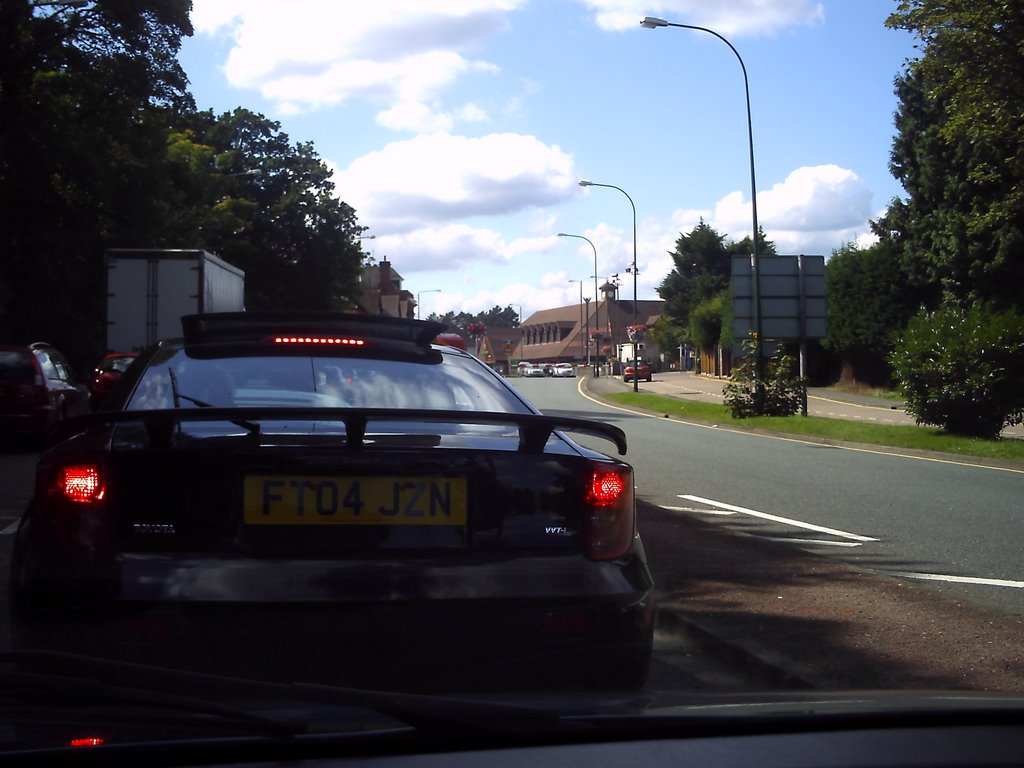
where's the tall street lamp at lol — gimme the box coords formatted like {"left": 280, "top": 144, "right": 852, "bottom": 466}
{"left": 578, "top": 181, "right": 637, "bottom": 323}
{"left": 558, "top": 232, "right": 600, "bottom": 377}
{"left": 577, "top": 181, "right": 639, "bottom": 390}
{"left": 569, "top": 279, "right": 585, "bottom": 362}
{"left": 416, "top": 289, "right": 441, "bottom": 320}
{"left": 641, "top": 15, "right": 764, "bottom": 404}
{"left": 357, "top": 234, "right": 376, "bottom": 268}
{"left": 583, "top": 297, "right": 592, "bottom": 369}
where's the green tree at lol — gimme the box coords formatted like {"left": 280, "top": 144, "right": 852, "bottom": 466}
{"left": 688, "top": 292, "right": 727, "bottom": 349}
{"left": 824, "top": 241, "right": 918, "bottom": 386}
{"left": 0, "top": 0, "right": 193, "bottom": 362}
{"left": 656, "top": 220, "right": 774, "bottom": 354}
{"left": 165, "top": 109, "right": 365, "bottom": 311}
{"left": 656, "top": 220, "right": 730, "bottom": 341}
{"left": 882, "top": 1, "right": 1024, "bottom": 310}
{"left": 649, "top": 316, "right": 687, "bottom": 364}
{"left": 480, "top": 305, "right": 520, "bottom": 328}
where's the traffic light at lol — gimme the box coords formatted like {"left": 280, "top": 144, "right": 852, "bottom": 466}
{"left": 467, "top": 324, "right": 486, "bottom": 338}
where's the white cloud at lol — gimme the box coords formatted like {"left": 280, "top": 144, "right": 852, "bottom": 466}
{"left": 332, "top": 132, "right": 578, "bottom": 230}
{"left": 583, "top": 0, "right": 825, "bottom": 36}
{"left": 190, "top": 0, "right": 518, "bottom": 119}
{"left": 376, "top": 224, "right": 511, "bottom": 272}
{"left": 377, "top": 101, "right": 454, "bottom": 133}
{"left": 455, "top": 103, "right": 490, "bottom": 123}
{"left": 654, "top": 164, "right": 876, "bottom": 264}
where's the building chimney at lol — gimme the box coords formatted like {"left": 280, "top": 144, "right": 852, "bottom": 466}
{"left": 378, "top": 259, "right": 394, "bottom": 295}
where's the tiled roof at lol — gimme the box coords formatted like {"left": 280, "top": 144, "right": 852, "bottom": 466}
{"left": 517, "top": 299, "right": 664, "bottom": 362}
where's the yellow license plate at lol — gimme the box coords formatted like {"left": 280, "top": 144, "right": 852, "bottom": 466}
{"left": 243, "top": 475, "right": 468, "bottom": 525}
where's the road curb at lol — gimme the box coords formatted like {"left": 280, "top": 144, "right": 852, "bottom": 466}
{"left": 655, "top": 605, "right": 814, "bottom": 690}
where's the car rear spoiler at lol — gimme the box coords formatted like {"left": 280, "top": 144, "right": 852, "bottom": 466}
{"left": 50, "top": 408, "right": 628, "bottom": 455}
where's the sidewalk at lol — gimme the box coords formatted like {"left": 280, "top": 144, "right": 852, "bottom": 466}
{"left": 585, "top": 369, "right": 1024, "bottom": 438}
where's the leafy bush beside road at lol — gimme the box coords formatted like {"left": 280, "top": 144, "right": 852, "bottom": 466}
{"left": 723, "top": 337, "right": 804, "bottom": 418}
{"left": 890, "top": 303, "right": 1024, "bottom": 439}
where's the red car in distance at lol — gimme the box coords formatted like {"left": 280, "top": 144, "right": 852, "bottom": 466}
{"left": 89, "top": 353, "right": 137, "bottom": 408}
{"left": 622, "top": 360, "right": 652, "bottom": 383}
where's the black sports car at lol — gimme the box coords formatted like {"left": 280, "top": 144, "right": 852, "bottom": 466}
{"left": 9, "top": 312, "right": 654, "bottom": 692}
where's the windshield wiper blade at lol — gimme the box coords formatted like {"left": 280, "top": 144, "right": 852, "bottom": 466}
{"left": 0, "top": 651, "right": 563, "bottom": 737}
{"left": 165, "top": 366, "right": 260, "bottom": 435}
{"left": 0, "top": 668, "right": 302, "bottom": 738}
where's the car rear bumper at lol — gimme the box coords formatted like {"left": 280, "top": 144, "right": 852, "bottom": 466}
{"left": 13, "top": 592, "right": 655, "bottom": 692}
{"left": 12, "top": 551, "right": 654, "bottom": 691}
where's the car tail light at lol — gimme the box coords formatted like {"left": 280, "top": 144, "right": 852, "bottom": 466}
{"left": 582, "top": 465, "right": 634, "bottom": 560}
{"left": 58, "top": 465, "right": 105, "bottom": 504}
{"left": 69, "top": 737, "right": 105, "bottom": 748}
{"left": 587, "top": 471, "right": 626, "bottom": 506}
{"left": 272, "top": 336, "right": 366, "bottom": 346}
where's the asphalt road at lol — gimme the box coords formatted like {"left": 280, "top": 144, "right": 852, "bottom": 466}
{"left": 510, "top": 375, "right": 1024, "bottom": 618}
{"left": 509, "top": 374, "right": 1024, "bottom": 691}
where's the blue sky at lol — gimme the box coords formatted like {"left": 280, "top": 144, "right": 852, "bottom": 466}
{"left": 180, "top": 1, "right": 918, "bottom": 320}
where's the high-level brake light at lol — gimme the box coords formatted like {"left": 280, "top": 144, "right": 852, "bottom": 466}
{"left": 273, "top": 336, "right": 366, "bottom": 346}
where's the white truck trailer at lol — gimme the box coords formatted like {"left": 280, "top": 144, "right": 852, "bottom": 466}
{"left": 105, "top": 249, "right": 245, "bottom": 353}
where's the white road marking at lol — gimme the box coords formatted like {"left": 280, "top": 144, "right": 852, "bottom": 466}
{"left": 679, "top": 494, "right": 879, "bottom": 542}
{"left": 660, "top": 505, "right": 736, "bottom": 515}
{"left": 768, "top": 537, "right": 864, "bottom": 548}
{"left": 878, "top": 570, "right": 1024, "bottom": 589}
{"left": 1, "top": 520, "right": 20, "bottom": 535}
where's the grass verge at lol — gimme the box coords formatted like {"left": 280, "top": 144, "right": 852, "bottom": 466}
{"left": 604, "top": 392, "right": 1024, "bottom": 463}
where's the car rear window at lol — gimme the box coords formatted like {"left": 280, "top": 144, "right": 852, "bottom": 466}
{"left": 0, "top": 351, "right": 36, "bottom": 384}
{"left": 99, "top": 356, "right": 136, "bottom": 374}
{"left": 126, "top": 349, "right": 531, "bottom": 413}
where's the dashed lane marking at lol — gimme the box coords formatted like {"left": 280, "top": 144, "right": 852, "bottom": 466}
{"left": 660, "top": 505, "right": 735, "bottom": 515}
{"left": 877, "top": 570, "right": 1024, "bottom": 589}
{"left": 767, "top": 537, "right": 864, "bottom": 548}
{"left": 679, "top": 494, "right": 879, "bottom": 543}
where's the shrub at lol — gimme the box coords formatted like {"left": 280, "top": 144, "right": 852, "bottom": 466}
{"left": 723, "top": 336, "right": 804, "bottom": 418}
{"left": 889, "top": 302, "right": 1024, "bottom": 438}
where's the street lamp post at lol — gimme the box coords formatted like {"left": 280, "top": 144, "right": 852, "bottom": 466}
{"left": 583, "top": 297, "right": 591, "bottom": 370}
{"left": 558, "top": 232, "right": 600, "bottom": 377}
{"left": 357, "top": 234, "right": 376, "bottom": 269}
{"left": 577, "top": 181, "right": 639, "bottom": 391}
{"left": 641, "top": 15, "right": 764, "bottom": 407}
{"left": 569, "top": 279, "right": 585, "bottom": 362}
{"left": 416, "top": 289, "right": 441, "bottom": 320}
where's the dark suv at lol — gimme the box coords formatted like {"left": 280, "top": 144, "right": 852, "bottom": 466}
{"left": 0, "top": 342, "right": 90, "bottom": 441}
